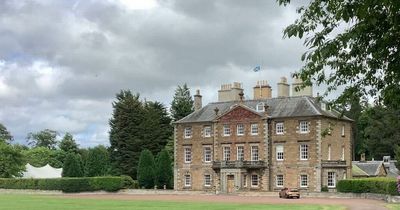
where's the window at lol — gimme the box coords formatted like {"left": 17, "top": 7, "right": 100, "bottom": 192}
{"left": 184, "top": 127, "right": 192, "bottom": 138}
{"left": 328, "top": 172, "right": 336, "bottom": 188}
{"left": 276, "top": 122, "right": 284, "bottom": 135}
{"left": 341, "top": 146, "right": 345, "bottom": 161}
{"left": 276, "top": 175, "right": 284, "bottom": 187}
{"left": 328, "top": 145, "right": 331, "bottom": 160}
{"left": 243, "top": 175, "right": 247, "bottom": 187}
{"left": 237, "top": 124, "right": 244, "bottom": 136}
{"left": 276, "top": 145, "right": 284, "bottom": 161}
{"left": 299, "top": 121, "right": 309, "bottom": 133}
{"left": 300, "top": 144, "right": 309, "bottom": 160}
{"left": 251, "top": 174, "right": 259, "bottom": 187}
{"left": 184, "top": 174, "right": 191, "bottom": 187}
{"left": 223, "top": 125, "right": 231, "bottom": 136}
{"left": 204, "top": 126, "right": 212, "bottom": 138}
{"left": 204, "top": 147, "right": 212, "bottom": 162}
{"left": 251, "top": 146, "right": 259, "bottom": 161}
{"left": 341, "top": 125, "right": 345, "bottom": 137}
{"left": 223, "top": 146, "right": 231, "bottom": 161}
{"left": 204, "top": 174, "right": 211, "bottom": 187}
{"left": 184, "top": 147, "right": 192, "bottom": 163}
{"left": 300, "top": 175, "right": 308, "bottom": 188}
{"left": 251, "top": 123, "right": 259, "bottom": 135}
{"left": 256, "top": 102, "right": 264, "bottom": 112}
{"left": 237, "top": 146, "right": 244, "bottom": 161}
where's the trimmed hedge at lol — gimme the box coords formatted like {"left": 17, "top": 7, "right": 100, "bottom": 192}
{"left": 337, "top": 178, "right": 398, "bottom": 195}
{"left": 0, "top": 176, "right": 138, "bottom": 193}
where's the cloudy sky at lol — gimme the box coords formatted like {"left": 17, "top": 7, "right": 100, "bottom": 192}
{"left": 0, "top": 0, "right": 311, "bottom": 147}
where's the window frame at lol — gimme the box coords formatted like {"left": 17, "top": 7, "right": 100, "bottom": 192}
{"left": 251, "top": 174, "right": 259, "bottom": 187}
{"left": 276, "top": 145, "right": 284, "bottom": 161}
{"left": 300, "top": 144, "right": 309, "bottom": 160}
{"left": 251, "top": 145, "right": 259, "bottom": 161}
{"left": 204, "top": 146, "right": 212, "bottom": 163}
{"left": 237, "top": 145, "right": 244, "bottom": 161}
{"left": 204, "top": 174, "right": 211, "bottom": 187}
{"left": 276, "top": 175, "right": 284, "bottom": 187}
{"left": 256, "top": 102, "right": 265, "bottom": 112}
{"left": 299, "top": 121, "right": 310, "bottom": 134}
{"left": 250, "top": 123, "right": 259, "bottom": 135}
{"left": 223, "top": 124, "right": 231, "bottom": 136}
{"left": 204, "top": 126, "right": 212, "bottom": 138}
{"left": 237, "top": 124, "right": 244, "bottom": 136}
{"left": 184, "top": 174, "right": 191, "bottom": 187}
{"left": 300, "top": 174, "right": 308, "bottom": 188}
{"left": 223, "top": 146, "right": 231, "bottom": 161}
{"left": 327, "top": 172, "right": 336, "bottom": 188}
{"left": 184, "top": 147, "right": 192, "bottom": 163}
{"left": 276, "top": 122, "right": 284, "bottom": 135}
{"left": 184, "top": 127, "right": 192, "bottom": 139}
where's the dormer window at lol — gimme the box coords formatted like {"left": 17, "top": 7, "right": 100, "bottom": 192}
{"left": 256, "top": 102, "right": 265, "bottom": 112}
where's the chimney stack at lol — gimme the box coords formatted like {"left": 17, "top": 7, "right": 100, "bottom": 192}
{"left": 360, "top": 153, "right": 366, "bottom": 162}
{"left": 292, "top": 76, "right": 313, "bottom": 97}
{"left": 253, "top": 80, "right": 272, "bottom": 100}
{"left": 194, "top": 89, "right": 202, "bottom": 111}
{"left": 277, "top": 77, "right": 290, "bottom": 97}
{"left": 218, "top": 82, "right": 244, "bottom": 102}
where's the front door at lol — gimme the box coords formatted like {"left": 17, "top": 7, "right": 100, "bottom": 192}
{"left": 227, "top": 175, "right": 235, "bottom": 193}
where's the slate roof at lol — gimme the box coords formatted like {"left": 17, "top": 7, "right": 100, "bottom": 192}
{"left": 352, "top": 161, "right": 386, "bottom": 177}
{"left": 384, "top": 161, "right": 400, "bottom": 178}
{"left": 176, "top": 96, "right": 352, "bottom": 124}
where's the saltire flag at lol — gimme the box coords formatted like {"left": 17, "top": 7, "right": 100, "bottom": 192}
{"left": 253, "top": 65, "right": 261, "bottom": 72}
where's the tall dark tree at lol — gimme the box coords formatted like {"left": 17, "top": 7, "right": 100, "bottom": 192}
{"left": 0, "top": 123, "right": 13, "bottom": 143}
{"left": 85, "top": 145, "right": 110, "bottom": 177}
{"left": 109, "top": 90, "right": 144, "bottom": 178}
{"left": 137, "top": 149, "right": 155, "bottom": 189}
{"left": 155, "top": 149, "right": 173, "bottom": 189}
{"left": 279, "top": 0, "right": 400, "bottom": 107}
{"left": 62, "top": 153, "right": 84, "bottom": 177}
{"left": 395, "top": 145, "right": 400, "bottom": 170}
{"left": 59, "top": 133, "right": 79, "bottom": 154}
{"left": 170, "top": 84, "right": 194, "bottom": 121}
{"left": 27, "top": 129, "right": 58, "bottom": 149}
{"left": 0, "top": 142, "right": 25, "bottom": 178}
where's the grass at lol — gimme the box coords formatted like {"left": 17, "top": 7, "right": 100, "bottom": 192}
{"left": 0, "top": 194, "right": 344, "bottom": 210}
{"left": 387, "top": 204, "right": 400, "bottom": 210}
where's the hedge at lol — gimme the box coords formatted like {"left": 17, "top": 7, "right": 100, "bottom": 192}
{"left": 0, "top": 176, "right": 138, "bottom": 193}
{"left": 337, "top": 178, "right": 398, "bottom": 195}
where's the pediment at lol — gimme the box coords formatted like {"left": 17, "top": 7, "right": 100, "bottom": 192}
{"left": 216, "top": 105, "right": 264, "bottom": 122}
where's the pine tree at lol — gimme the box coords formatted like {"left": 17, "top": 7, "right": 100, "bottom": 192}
{"left": 0, "top": 123, "right": 13, "bottom": 143}
{"left": 59, "top": 133, "right": 79, "bottom": 154}
{"left": 137, "top": 149, "right": 155, "bottom": 189}
{"left": 155, "top": 149, "right": 173, "bottom": 189}
{"left": 85, "top": 146, "right": 110, "bottom": 177}
{"left": 395, "top": 145, "right": 400, "bottom": 170}
{"left": 62, "top": 153, "right": 84, "bottom": 177}
{"left": 170, "top": 84, "right": 194, "bottom": 121}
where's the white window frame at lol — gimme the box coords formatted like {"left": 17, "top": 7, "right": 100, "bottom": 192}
{"left": 250, "top": 123, "right": 259, "bottom": 135}
{"left": 256, "top": 102, "right": 265, "bottom": 112}
{"left": 237, "top": 124, "right": 244, "bottom": 136}
{"left": 328, "top": 172, "right": 336, "bottom": 188}
{"left": 204, "top": 174, "right": 211, "bottom": 187}
{"left": 223, "top": 124, "right": 231, "bottom": 136}
{"left": 299, "top": 121, "right": 309, "bottom": 134}
{"left": 184, "top": 174, "right": 191, "bottom": 187}
{"left": 276, "top": 122, "right": 284, "bottom": 135}
{"left": 184, "top": 147, "right": 192, "bottom": 163}
{"left": 251, "top": 145, "right": 259, "bottom": 161}
{"left": 237, "top": 145, "right": 244, "bottom": 161}
{"left": 184, "top": 127, "right": 192, "bottom": 139}
{"left": 251, "top": 174, "right": 259, "bottom": 187}
{"left": 300, "top": 144, "right": 309, "bottom": 160}
{"left": 204, "top": 146, "right": 212, "bottom": 163}
{"left": 223, "top": 146, "right": 231, "bottom": 161}
{"left": 276, "top": 175, "right": 284, "bottom": 187}
{"left": 276, "top": 145, "right": 284, "bottom": 161}
{"left": 204, "top": 126, "right": 212, "bottom": 138}
{"left": 300, "top": 175, "right": 308, "bottom": 188}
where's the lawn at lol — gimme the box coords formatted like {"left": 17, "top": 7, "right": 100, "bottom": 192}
{"left": 0, "top": 194, "right": 344, "bottom": 210}
{"left": 388, "top": 204, "right": 400, "bottom": 210}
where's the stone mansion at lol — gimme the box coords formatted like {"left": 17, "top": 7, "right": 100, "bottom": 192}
{"left": 173, "top": 77, "right": 353, "bottom": 193}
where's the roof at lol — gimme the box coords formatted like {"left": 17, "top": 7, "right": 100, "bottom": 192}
{"left": 22, "top": 164, "right": 62, "bottom": 179}
{"left": 352, "top": 164, "right": 369, "bottom": 177}
{"left": 352, "top": 161, "right": 386, "bottom": 177}
{"left": 176, "top": 96, "right": 353, "bottom": 124}
{"left": 384, "top": 161, "right": 400, "bottom": 178}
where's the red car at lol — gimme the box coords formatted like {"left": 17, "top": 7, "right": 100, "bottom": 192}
{"left": 279, "top": 187, "right": 300, "bottom": 199}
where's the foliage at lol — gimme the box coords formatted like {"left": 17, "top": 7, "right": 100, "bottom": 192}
{"left": 0, "top": 142, "right": 26, "bottom": 178}
{"left": 0, "top": 176, "right": 136, "bottom": 193}
{"left": 321, "top": 185, "right": 328, "bottom": 192}
{"left": 155, "top": 149, "right": 173, "bottom": 189}
{"left": 337, "top": 178, "right": 398, "bottom": 195}
{"left": 59, "top": 133, "right": 79, "bottom": 154}
{"left": 137, "top": 149, "right": 155, "bottom": 189}
{"left": 170, "top": 84, "right": 194, "bottom": 121}
{"left": 396, "top": 146, "right": 400, "bottom": 171}
{"left": 398, "top": 176, "right": 400, "bottom": 194}
{"left": 85, "top": 145, "right": 110, "bottom": 177}
{"left": 62, "top": 153, "right": 84, "bottom": 177}
{"left": 278, "top": 0, "right": 400, "bottom": 108}
{"left": 22, "top": 147, "right": 66, "bottom": 168}
{"left": 164, "top": 135, "right": 174, "bottom": 163}
{"left": 0, "top": 123, "right": 13, "bottom": 143}
{"left": 26, "top": 129, "right": 58, "bottom": 149}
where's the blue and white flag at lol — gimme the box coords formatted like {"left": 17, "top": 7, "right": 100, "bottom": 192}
{"left": 253, "top": 65, "right": 261, "bottom": 72}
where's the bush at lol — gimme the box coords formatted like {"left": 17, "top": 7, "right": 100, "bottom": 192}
{"left": 321, "top": 185, "right": 328, "bottom": 192}
{"left": 337, "top": 178, "right": 398, "bottom": 195}
{"left": 0, "top": 176, "right": 137, "bottom": 193}
{"left": 155, "top": 149, "right": 173, "bottom": 189}
{"left": 137, "top": 149, "right": 155, "bottom": 189}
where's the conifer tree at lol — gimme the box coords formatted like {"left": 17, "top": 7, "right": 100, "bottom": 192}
{"left": 62, "top": 153, "right": 84, "bottom": 177}
{"left": 59, "top": 133, "right": 79, "bottom": 154}
{"left": 137, "top": 149, "right": 155, "bottom": 189}
{"left": 170, "top": 84, "right": 194, "bottom": 121}
{"left": 155, "top": 149, "right": 173, "bottom": 189}
{"left": 85, "top": 145, "right": 110, "bottom": 177}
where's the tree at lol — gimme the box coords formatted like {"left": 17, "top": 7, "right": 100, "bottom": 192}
{"left": 0, "top": 123, "right": 13, "bottom": 143}
{"left": 59, "top": 133, "right": 79, "bottom": 154}
{"left": 0, "top": 142, "right": 25, "bottom": 178}
{"left": 395, "top": 145, "right": 400, "bottom": 170}
{"left": 278, "top": 0, "right": 400, "bottom": 108}
{"left": 62, "top": 153, "right": 84, "bottom": 177}
{"left": 170, "top": 84, "right": 194, "bottom": 121}
{"left": 155, "top": 149, "right": 173, "bottom": 189}
{"left": 137, "top": 149, "right": 155, "bottom": 189}
{"left": 85, "top": 145, "right": 110, "bottom": 177}
{"left": 22, "top": 147, "right": 65, "bottom": 168}
{"left": 27, "top": 129, "right": 58, "bottom": 149}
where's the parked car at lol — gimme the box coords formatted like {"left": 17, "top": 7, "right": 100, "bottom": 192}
{"left": 279, "top": 187, "right": 300, "bottom": 199}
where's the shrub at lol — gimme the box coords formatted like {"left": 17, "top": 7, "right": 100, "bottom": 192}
{"left": 398, "top": 176, "right": 400, "bottom": 194}
{"left": 137, "top": 149, "right": 155, "bottom": 189}
{"left": 321, "top": 185, "right": 328, "bottom": 192}
{"left": 0, "top": 176, "right": 136, "bottom": 193}
{"left": 62, "top": 153, "right": 84, "bottom": 177}
{"left": 85, "top": 146, "right": 110, "bottom": 177}
{"left": 337, "top": 178, "right": 398, "bottom": 195}
{"left": 155, "top": 149, "right": 173, "bottom": 189}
